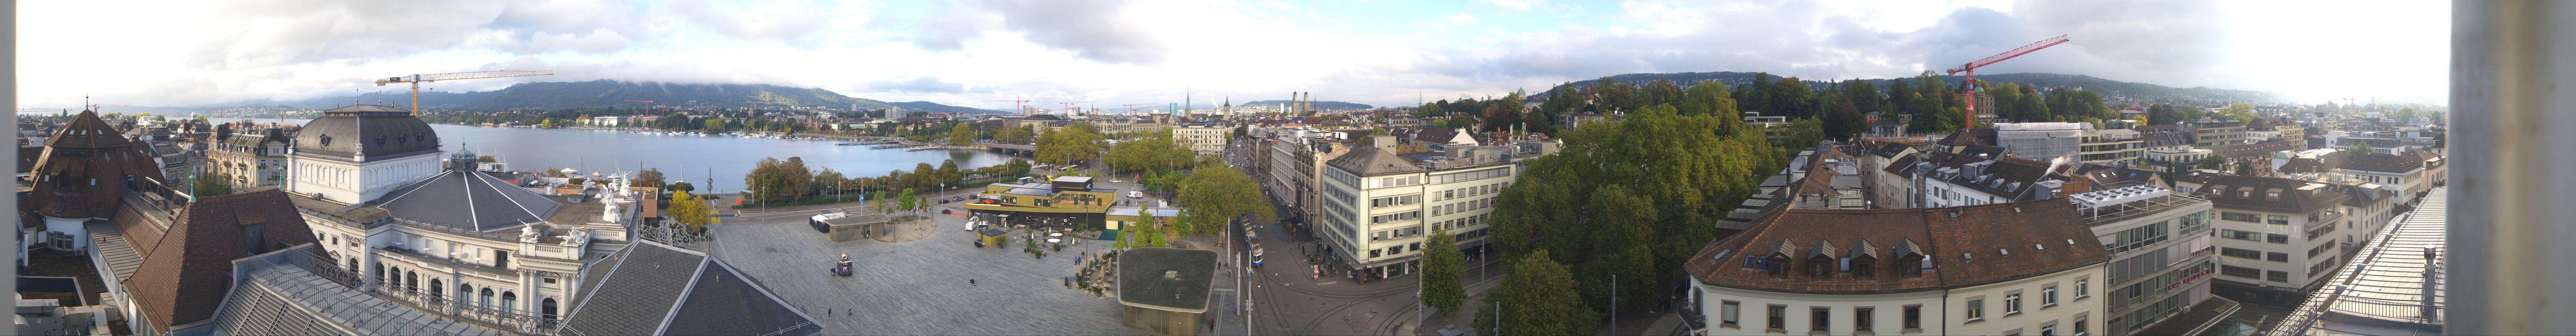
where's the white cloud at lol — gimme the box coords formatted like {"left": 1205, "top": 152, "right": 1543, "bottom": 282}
{"left": 13, "top": 0, "right": 2447, "bottom": 110}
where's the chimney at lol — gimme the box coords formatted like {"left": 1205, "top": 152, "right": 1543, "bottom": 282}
{"left": 2061, "top": 175, "right": 2092, "bottom": 198}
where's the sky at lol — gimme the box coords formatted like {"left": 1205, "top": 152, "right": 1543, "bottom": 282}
{"left": 16, "top": 0, "right": 2450, "bottom": 111}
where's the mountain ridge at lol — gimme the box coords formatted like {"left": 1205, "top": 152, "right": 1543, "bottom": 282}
{"left": 215, "top": 80, "right": 994, "bottom": 113}
{"left": 1531, "top": 71, "right": 2284, "bottom": 104}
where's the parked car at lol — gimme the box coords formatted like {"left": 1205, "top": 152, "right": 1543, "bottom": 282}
{"left": 1128, "top": 191, "right": 1144, "bottom": 199}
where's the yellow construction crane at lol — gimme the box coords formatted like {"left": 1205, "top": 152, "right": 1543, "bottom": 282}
{"left": 375, "top": 70, "right": 554, "bottom": 115}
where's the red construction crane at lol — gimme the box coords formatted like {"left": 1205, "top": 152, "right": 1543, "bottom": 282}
{"left": 1121, "top": 103, "right": 1157, "bottom": 114}
{"left": 1946, "top": 34, "right": 2069, "bottom": 129}
{"left": 984, "top": 96, "right": 1032, "bottom": 115}
{"left": 623, "top": 100, "right": 656, "bottom": 114}
{"left": 1057, "top": 101, "right": 1096, "bottom": 115}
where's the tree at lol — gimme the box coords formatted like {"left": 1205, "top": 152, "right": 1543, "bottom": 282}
{"left": 1822, "top": 101, "right": 1865, "bottom": 140}
{"left": 193, "top": 173, "right": 235, "bottom": 197}
{"left": 704, "top": 118, "right": 726, "bottom": 132}
{"left": 634, "top": 168, "right": 667, "bottom": 190}
{"left": 665, "top": 181, "right": 696, "bottom": 193}
{"left": 938, "top": 159, "right": 962, "bottom": 185}
{"left": 2232, "top": 159, "right": 2257, "bottom": 176}
{"left": 2221, "top": 102, "right": 2259, "bottom": 121}
{"left": 1035, "top": 122, "right": 1106, "bottom": 165}
{"left": 948, "top": 122, "right": 974, "bottom": 144}
{"left": 2199, "top": 156, "right": 2229, "bottom": 171}
{"left": 1472, "top": 250, "right": 1599, "bottom": 336}
{"left": 2344, "top": 142, "right": 2379, "bottom": 159}
{"left": 1174, "top": 163, "right": 1276, "bottom": 236}
{"left": 744, "top": 157, "right": 814, "bottom": 202}
{"left": 665, "top": 191, "right": 713, "bottom": 230}
{"left": 476, "top": 155, "right": 497, "bottom": 163}
{"left": 1421, "top": 230, "right": 1466, "bottom": 316}
{"left": 896, "top": 188, "right": 919, "bottom": 212}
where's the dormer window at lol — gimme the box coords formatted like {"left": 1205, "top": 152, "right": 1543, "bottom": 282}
{"left": 1900, "top": 254, "right": 1925, "bottom": 278}
{"left": 1766, "top": 255, "right": 1790, "bottom": 278}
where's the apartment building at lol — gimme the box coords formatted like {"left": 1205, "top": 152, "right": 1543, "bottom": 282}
{"left": 2182, "top": 119, "right": 2248, "bottom": 147}
{"left": 2335, "top": 152, "right": 2428, "bottom": 206}
{"left": 2079, "top": 129, "right": 2145, "bottom": 166}
{"left": 1174, "top": 122, "right": 1230, "bottom": 156}
{"left": 2195, "top": 175, "right": 2351, "bottom": 305}
{"left": 2069, "top": 184, "right": 2220, "bottom": 335}
{"left": 1316, "top": 144, "right": 1518, "bottom": 278}
{"left": 2143, "top": 147, "right": 2213, "bottom": 175}
{"left": 1685, "top": 200, "right": 2108, "bottom": 336}
{"left": 1264, "top": 129, "right": 1359, "bottom": 223}
{"left": 208, "top": 126, "right": 294, "bottom": 189}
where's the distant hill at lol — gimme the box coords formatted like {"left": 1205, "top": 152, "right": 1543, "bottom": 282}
{"left": 888, "top": 101, "right": 1003, "bottom": 114}
{"left": 1233, "top": 100, "right": 1373, "bottom": 110}
{"left": 228, "top": 80, "right": 992, "bottom": 112}
{"left": 1534, "top": 72, "right": 2283, "bottom": 104}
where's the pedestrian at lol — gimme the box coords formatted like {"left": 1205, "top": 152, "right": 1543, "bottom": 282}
{"left": 971, "top": 279, "right": 977, "bottom": 286}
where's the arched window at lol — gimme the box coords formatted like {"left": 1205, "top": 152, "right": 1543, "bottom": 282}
{"left": 457, "top": 284, "right": 473, "bottom": 306}
{"left": 429, "top": 279, "right": 445, "bottom": 303}
{"left": 501, "top": 292, "right": 518, "bottom": 315}
{"left": 347, "top": 258, "right": 359, "bottom": 273}
{"left": 404, "top": 270, "right": 418, "bottom": 294}
{"left": 479, "top": 288, "right": 495, "bottom": 312}
{"left": 372, "top": 263, "right": 384, "bottom": 283}
{"left": 542, "top": 298, "right": 559, "bottom": 321}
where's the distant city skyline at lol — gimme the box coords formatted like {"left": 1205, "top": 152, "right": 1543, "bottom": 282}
{"left": 20, "top": 1, "right": 2447, "bottom": 109}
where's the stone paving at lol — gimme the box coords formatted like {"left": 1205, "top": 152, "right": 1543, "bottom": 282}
{"left": 707, "top": 181, "right": 1248, "bottom": 335}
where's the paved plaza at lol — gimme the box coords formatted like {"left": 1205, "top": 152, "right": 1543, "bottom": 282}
{"left": 706, "top": 186, "right": 1249, "bottom": 335}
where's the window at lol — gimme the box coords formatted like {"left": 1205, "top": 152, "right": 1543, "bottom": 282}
{"left": 1854, "top": 307, "right": 1874, "bottom": 332}
{"left": 2221, "top": 247, "right": 2264, "bottom": 260}
{"left": 1810, "top": 258, "right": 1834, "bottom": 279}
{"left": 2075, "top": 314, "right": 2089, "bottom": 335}
{"left": 1903, "top": 305, "right": 1922, "bottom": 330}
{"left": 1767, "top": 256, "right": 1790, "bottom": 278}
{"left": 2220, "top": 212, "right": 2261, "bottom": 222}
{"left": 1964, "top": 299, "right": 1986, "bottom": 322}
{"left": 2105, "top": 223, "right": 2169, "bottom": 253}
{"left": 2267, "top": 270, "right": 2290, "bottom": 283}
{"left": 2266, "top": 252, "right": 2290, "bottom": 262}
{"left": 2220, "top": 229, "right": 2262, "bottom": 241}
{"left": 2221, "top": 265, "right": 2262, "bottom": 279}
{"left": 2309, "top": 243, "right": 2338, "bottom": 258}
{"left": 1852, "top": 256, "right": 1877, "bottom": 279}
{"left": 2042, "top": 286, "right": 2059, "bottom": 307}
{"left": 1900, "top": 254, "right": 1925, "bottom": 278}
{"left": 2267, "top": 233, "right": 2290, "bottom": 244}
{"left": 2266, "top": 214, "right": 2290, "bottom": 225}
{"left": 2042, "top": 324, "right": 2058, "bottom": 336}
{"left": 241, "top": 224, "right": 268, "bottom": 254}
{"left": 1721, "top": 301, "right": 1741, "bottom": 327}
{"left": 1369, "top": 249, "right": 1381, "bottom": 258}
{"left": 1812, "top": 307, "right": 1831, "bottom": 331}
{"left": 2075, "top": 279, "right": 2090, "bottom": 299}
{"left": 2004, "top": 294, "right": 2023, "bottom": 315}
{"left": 1769, "top": 305, "right": 1788, "bottom": 331}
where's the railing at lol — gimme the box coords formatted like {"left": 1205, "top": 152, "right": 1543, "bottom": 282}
{"left": 375, "top": 245, "right": 518, "bottom": 277}
{"left": 2080, "top": 192, "right": 2210, "bottom": 225}
{"left": 359, "top": 283, "right": 552, "bottom": 335}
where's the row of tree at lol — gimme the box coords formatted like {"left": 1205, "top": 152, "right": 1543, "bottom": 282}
{"left": 738, "top": 156, "right": 1033, "bottom": 203}
{"left": 1421, "top": 81, "right": 1786, "bottom": 335}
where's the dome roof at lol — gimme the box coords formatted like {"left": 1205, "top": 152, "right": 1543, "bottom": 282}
{"left": 293, "top": 104, "right": 439, "bottom": 162}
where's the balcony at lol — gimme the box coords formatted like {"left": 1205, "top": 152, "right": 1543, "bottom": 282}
{"left": 375, "top": 245, "right": 516, "bottom": 278}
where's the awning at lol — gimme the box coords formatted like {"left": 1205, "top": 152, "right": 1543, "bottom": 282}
{"left": 1095, "top": 229, "right": 1121, "bottom": 241}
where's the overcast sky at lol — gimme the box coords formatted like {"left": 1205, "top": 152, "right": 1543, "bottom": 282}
{"left": 17, "top": 0, "right": 2448, "bottom": 110}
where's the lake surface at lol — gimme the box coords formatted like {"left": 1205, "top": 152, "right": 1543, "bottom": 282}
{"left": 244, "top": 119, "right": 1020, "bottom": 193}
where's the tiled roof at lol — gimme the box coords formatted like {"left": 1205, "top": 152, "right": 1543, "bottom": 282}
{"left": 1941, "top": 128, "right": 1996, "bottom": 147}
{"left": 1684, "top": 200, "right": 2110, "bottom": 293}
{"left": 1957, "top": 144, "right": 2011, "bottom": 159}
{"left": 2278, "top": 154, "right": 2348, "bottom": 175}
{"left": 1325, "top": 145, "right": 1426, "bottom": 177}
{"left": 30, "top": 110, "right": 168, "bottom": 219}
{"left": 2207, "top": 139, "right": 2294, "bottom": 160}
{"left": 1879, "top": 155, "right": 1920, "bottom": 178}
{"left": 292, "top": 104, "right": 440, "bottom": 162}
{"left": 125, "top": 189, "right": 319, "bottom": 333}
{"left": 2197, "top": 175, "right": 2349, "bottom": 214}
{"left": 1866, "top": 142, "right": 1914, "bottom": 158}
{"left": 377, "top": 169, "right": 568, "bottom": 232}
{"left": 560, "top": 241, "right": 819, "bottom": 336}
{"left": 2339, "top": 152, "right": 2424, "bottom": 174}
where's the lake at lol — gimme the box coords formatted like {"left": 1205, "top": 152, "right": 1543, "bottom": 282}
{"left": 241, "top": 119, "right": 1021, "bottom": 193}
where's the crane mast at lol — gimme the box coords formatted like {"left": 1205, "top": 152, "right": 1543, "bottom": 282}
{"left": 375, "top": 70, "right": 555, "bottom": 116}
{"left": 1946, "top": 34, "right": 2069, "bottom": 129}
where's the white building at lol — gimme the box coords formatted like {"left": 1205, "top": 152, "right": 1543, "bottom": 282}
{"left": 284, "top": 104, "right": 449, "bottom": 203}
{"left": 590, "top": 115, "right": 625, "bottom": 127}
{"left": 2195, "top": 175, "right": 2352, "bottom": 305}
{"left": 1685, "top": 200, "right": 2110, "bottom": 336}
{"left": 1316, "top": 143, "right": 1518, "bottom": 278}
{"left": 1174, "top": 122, "right": 1230, "bottom": 156}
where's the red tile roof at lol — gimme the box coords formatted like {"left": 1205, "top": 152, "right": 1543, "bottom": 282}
{"left": 123, "top": 189, "right": 318, "bottom": 333}
{"left": 1685, "top": 200, "right": 2110, "bottom": 293}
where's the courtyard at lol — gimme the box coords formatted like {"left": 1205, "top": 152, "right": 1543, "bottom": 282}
{"left": 706, "top": 196, "right": 1249, "bottom": 335}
